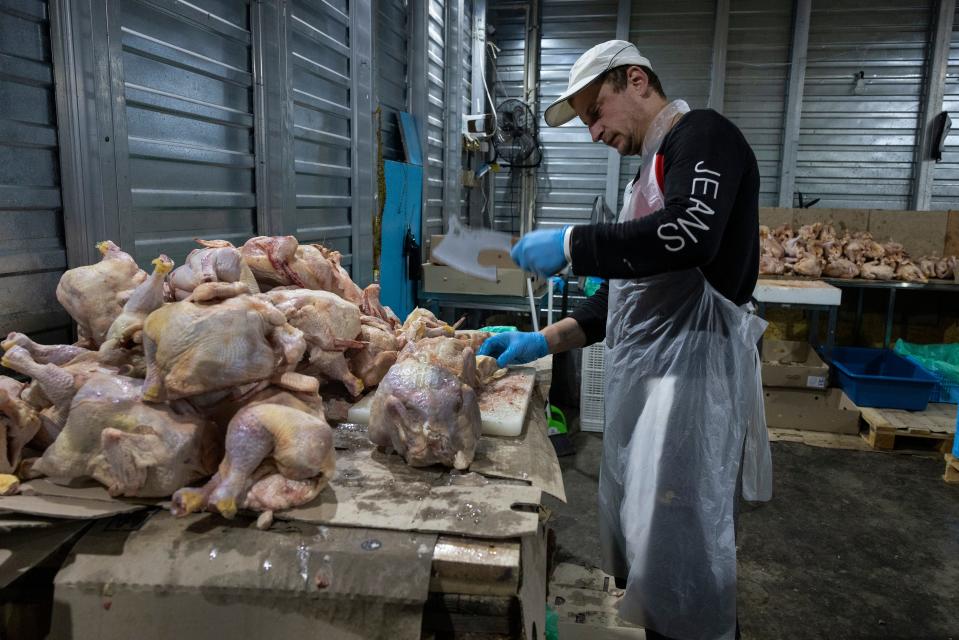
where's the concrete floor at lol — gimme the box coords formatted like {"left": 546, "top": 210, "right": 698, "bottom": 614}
{"left": 544, "top": 432, "right": 959, "bottom": 640}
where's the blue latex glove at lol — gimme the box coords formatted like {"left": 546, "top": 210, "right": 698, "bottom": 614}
{"left": 477, "top": 331, "right": 549, "bottom": 368}
{"left": 511, "top": 227, "right": 569, "bottom": 278}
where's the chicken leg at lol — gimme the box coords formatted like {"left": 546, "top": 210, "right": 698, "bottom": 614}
{"left": 172, "top": 402, "right": 334, "bottom": 518}
{"left": 2, "top": 332, "right": 90, "bottom": 366}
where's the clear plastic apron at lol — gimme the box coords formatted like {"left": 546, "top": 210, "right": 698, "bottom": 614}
{"left": 598, "top": 100, "right": 772, "bottom": 640}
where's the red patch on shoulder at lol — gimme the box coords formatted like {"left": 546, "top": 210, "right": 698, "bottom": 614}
{"left": 654, "top": 153, "right": 665, "bottom": 194}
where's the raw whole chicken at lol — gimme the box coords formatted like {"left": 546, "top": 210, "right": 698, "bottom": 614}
{"left": 98, "top": 255, "right": 173, "bottom": 370}
{"left": 44, "top": 375, "right": 218, "bottom": 497}
{"left": 759, "top": 225, "right": 784, "bottom": 259}
{"left": 263, "top": 288, "right": 366, "bottom": 396}
{"left": 936, "top": 256, "right": 957, "bottom": 280}
{"left": 168, "top": 239, "right": 259, "bottom": 301}
{"left": 56, "top": 241, "right": 147, "bottom": 347}
{"left": 843, "top": 237, "right": 866, "bottom": 264}
{"left": 2, "top": 345, "right": 120, "bottom": 445}
{"left": 918, "top": 256, "right": 938, "bottom": 279}
{"left": 171, "top": 389, "right": 334, "bottom": 518}
{"left": 818, "top": 224, "right": 837, "bottom": 245}
{"left": 348, "top": 315, "right": 406, "bottom": 388}
{"left": 797, "top": 223, "right": 823, "bottom": 243}
{"left": 240, "top": 236, "right": 398, "bottom": 325}
{"left": 239, "top": 236, "right": 360, "bottom": 299}
{"left": 823, "top": 258, "right": 860, "bottom": 279}
{"left": 863, "top": 239, "right": 886, "bottom": 261}
{"left": 3, "top": 346, "right": 219, "bottom": 496}
{"left": 895, "top": 260, "right": 927, "bottom": 283}
{"left": 141, "top": 290, "right": 305, "bottom": 402}
{"left": 400, "top": 307, "right": 464, "bottom": 342}
{"left": 787, "top": 250, "right": 823, "bottom": 278}
{"left": 0, "top": 376, "right": 41, "bottom": 474}
{"left": 861, "top": 260, "right": 895, "bottom": 280}
{"left": 368, "top": 336, "right": 486, "bottom": 470}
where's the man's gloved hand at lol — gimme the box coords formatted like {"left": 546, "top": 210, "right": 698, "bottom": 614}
{"left": 478, "top": 331, "right": 549, "bottom": 368}
{"left": 510, "top": 227, "right": 569, "bottom": 278}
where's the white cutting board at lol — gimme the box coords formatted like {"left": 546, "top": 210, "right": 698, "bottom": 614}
{"left": 346, "top": 368, "right": 536, "bottom": 437}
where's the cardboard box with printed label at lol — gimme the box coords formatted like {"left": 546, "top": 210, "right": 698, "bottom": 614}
{"left": 763, "top": 387, "right": 861, "bottom": 435}
{"left": 422, "top": 263, "right": 544, "bottom": 297}
{"left": 761, "top": 339, "right": 829, "bottom": 390}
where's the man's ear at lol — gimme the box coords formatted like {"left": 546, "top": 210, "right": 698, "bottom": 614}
{"left": 626, "top": 65, "right": 649, "bottom": 95}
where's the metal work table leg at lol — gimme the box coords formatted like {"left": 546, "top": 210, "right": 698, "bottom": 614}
{"left": 809, "top": 307, "right": 820, "bottom": 349}
{"left": 826, "top": 305, "right": 838, "bottom": 354}
{"left": 884, "top": 288, "right": 897, "bottom": 349}
{"left": 854, "top": 288, "right": 863, "bottom": 344}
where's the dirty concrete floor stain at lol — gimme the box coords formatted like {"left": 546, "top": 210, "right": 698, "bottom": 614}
{"left": 544, "top": 432, "right": 959, "bottom": 639}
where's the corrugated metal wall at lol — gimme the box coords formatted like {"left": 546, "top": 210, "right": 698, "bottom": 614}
{"left": 618, "top": 0, "right": 716, "bottom": 208}
{"left": 375, "top": 0, "right": 409, "bottom": 161}
{"left": 423, "top": 0, "right": 447, "bottom": 237}
{"left": 485, "top": 0, "right": 958, "bottom": 223}
{"left": 119, "top": 0, "right": 257, "bottom": 265}
{"left": 289, "top": 0, "right": 355, "bottom": 263}
{"left": 0, "top": 0, "right": 71, "bottom": 341}
{"left": 488, "top": 1, "right": 527, "bottom": 232}
{"left": 536, "top": 0, "right": 618, "bottom": 228}
{"left": 932, "top": 0, "right": 959, "bottom": 209}
{"left": 723, "top": 0, "right": 792, "bottom": 207}
{"left": 796, "top": 0, "right": 931, "bottom": 209}
{"left": 460, "top": 0, "right": 473, "bottom": 216}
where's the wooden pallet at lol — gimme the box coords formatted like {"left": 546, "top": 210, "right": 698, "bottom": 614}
{"left": 858, "top": 404, "right": 956, "bottom": 453}
{"left": 945, "top": 454, "right": 959, "bottom": 484}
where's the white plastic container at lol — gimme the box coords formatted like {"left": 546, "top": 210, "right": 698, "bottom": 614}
{"left": 580, "top": 343, "right": 606, "bottom": 433}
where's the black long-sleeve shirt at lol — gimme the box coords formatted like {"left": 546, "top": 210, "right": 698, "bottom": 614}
{"left": 569, "top": 109, "right": 760, "bottom": 345}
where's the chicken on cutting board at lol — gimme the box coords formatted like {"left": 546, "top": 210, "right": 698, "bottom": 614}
{"left": 367, "top": 335, "right": 501, "bottom": 470}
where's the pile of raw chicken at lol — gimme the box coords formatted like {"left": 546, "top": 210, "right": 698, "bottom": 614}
{"left": 759, "top": 222, "right": 958, "bottom": 282}
{"left": 0, "top": 237, "right": 499, "bottom": 521}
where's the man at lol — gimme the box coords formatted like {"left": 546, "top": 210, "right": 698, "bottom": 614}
{"left": 478, "top": 41, "right": 773, "bottom": 640}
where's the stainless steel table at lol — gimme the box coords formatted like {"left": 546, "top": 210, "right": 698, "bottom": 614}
{"left": 822, "top": 278, "right": 959, "bottom": 348}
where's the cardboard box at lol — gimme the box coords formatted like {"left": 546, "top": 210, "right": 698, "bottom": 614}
{"left": 51, "top": 511, "right": 438, "bottom": 640}
{"left": 762, "top": 339, "right": 829, "bottom": 390}
{"left": 763, "top": 388, "right": 861, "bottom": 434}
{"left": 422, "top": 263, "right": 544, "bottom": 297}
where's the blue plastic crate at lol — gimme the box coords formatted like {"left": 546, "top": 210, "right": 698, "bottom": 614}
{"left": 901, "top": 356, "right": 959, "bottom": 404}
{"left": 954, "top": 413, "right": 959, "bottom": 458}
{"left": 828, "top": 347, "right": 938, "bottom": 411}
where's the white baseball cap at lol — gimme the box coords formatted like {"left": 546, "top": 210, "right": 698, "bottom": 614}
{"left": 544, "top": 40, "right": 653, "bottom": 128}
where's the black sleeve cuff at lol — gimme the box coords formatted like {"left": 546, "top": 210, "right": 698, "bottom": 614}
{"left": 569, "top": 280, "right": 609, "bottom": 346}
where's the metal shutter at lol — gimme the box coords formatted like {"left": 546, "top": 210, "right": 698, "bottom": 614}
{"left": 0, "top": 0, "right": 70, "bottom": 341}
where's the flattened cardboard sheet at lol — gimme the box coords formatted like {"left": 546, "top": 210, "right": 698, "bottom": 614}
{"left": 52, "top": 512, "right": 437, "bottom": 640}
{"left": 0, "top": 493, "right": 146, "bottom": 519}
{"left": 280, "top": 444, "right": 541, "bottom": 539}
{"left": 0, "top": 519, "right": 89, "bottom": 588}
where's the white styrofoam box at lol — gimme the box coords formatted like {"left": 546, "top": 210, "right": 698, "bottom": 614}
{"left": 580, "top": 343, "right": 605, "bottom": 433}
{"left": 752, "top": 279, "right": 842, "bottom": 306}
